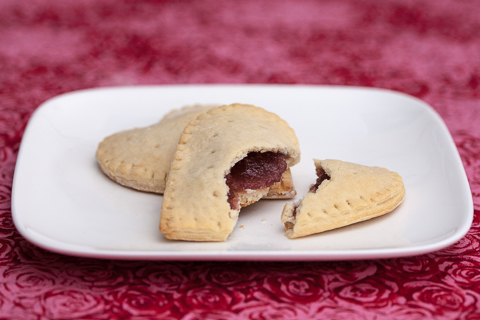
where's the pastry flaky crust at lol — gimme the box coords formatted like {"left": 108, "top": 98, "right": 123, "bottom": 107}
{"left": 160, "top": 103, "right": 301, "bottom": 242}
{"left": 281, "top": 159, "right": 405, "bottom": 239}
{"left": 96, "top": 104, "right": 216, "bottom": 193}
{"left": 96, "top": 104, "right": 296, "bottom": 198}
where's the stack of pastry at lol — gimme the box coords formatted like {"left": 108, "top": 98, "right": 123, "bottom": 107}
{"left": 96, "top": 103, "right": 405, "bottom": 241}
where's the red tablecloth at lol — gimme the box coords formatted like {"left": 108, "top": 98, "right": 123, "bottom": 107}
{"left": 2, "top": 0, "right": 480, "bottom": 318}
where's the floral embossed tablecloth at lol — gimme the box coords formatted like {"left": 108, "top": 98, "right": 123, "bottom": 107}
{"left": 2, "top": 0, "right": 480, "bottom": 318}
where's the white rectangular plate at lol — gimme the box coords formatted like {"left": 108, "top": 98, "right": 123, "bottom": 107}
{"left": 12, "top": 85, "right": 473, "bottom": 260}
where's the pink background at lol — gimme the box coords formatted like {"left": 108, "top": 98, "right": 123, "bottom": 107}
{"left": 2, "top": 0, "right": 480, "bottom": 318}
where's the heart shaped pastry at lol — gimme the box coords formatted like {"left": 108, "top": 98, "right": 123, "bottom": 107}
{"left": 96, "top": 104, "right": 215, "bottom": 193}
{"left": 281, "top": 159, "right": 405, "bottom": 239}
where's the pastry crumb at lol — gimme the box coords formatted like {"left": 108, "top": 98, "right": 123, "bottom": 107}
{"left": 262, "top": 218, "right": 266, "bottom": 221}
{"left": 239, "top": 225, "right": 244, "bottom": 229}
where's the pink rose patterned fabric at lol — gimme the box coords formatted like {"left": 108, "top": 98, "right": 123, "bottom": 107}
{"left": 1, "top": 0, "right": 480, "bottom": 318}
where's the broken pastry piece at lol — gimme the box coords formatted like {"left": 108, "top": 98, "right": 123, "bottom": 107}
{"left": 160, "top": 103, "right": 301, "bottom": 241}
{"left": 96, "top": 104, "right": 296, "bottom": 198}
{"left": 282, "top": 159, "right": 405, "bottom": 239}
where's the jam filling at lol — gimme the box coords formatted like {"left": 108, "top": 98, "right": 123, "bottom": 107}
{"left": 226, "top": 152, "right": 287, "bottom": 210}
{"left": 292, "top": 205, "right": 298, "bottom": 219}
{"left": 290, "top": 167, "right": 330, "bottom": 220}
{"left": 308, "top": 167, "right": 330, "bottom": 193}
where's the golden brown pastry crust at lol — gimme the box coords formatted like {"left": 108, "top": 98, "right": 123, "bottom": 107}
{"left": 96, "top": 104, "right": 215, "bottom": 193}
{"left": 160, "top": 103, "right": 301, "bottom": 241}
{"left": 282, "top": 159, "right": 405, "bottom": 239}
{"left": 265, "top": 169, "right": 296, "bottom": 199}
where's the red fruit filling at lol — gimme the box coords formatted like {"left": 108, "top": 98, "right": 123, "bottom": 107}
{"left": 226, "top": 152, "right": 287, "bottom": 210}
{"left": 291, "top": 166, "right": 330, "bottom": 218}
{"left": 308, "top": 166, "right": 330, "bottom": 193}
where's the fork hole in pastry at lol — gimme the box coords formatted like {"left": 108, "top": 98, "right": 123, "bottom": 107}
{"left": 226, "top": 151, "right": 287, "bottom": 210}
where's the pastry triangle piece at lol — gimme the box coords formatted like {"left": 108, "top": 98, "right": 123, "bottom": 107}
{"left": 96, "top": 104, "right": 296, "bottom": 198}
{"left": 160, "top": 104, "right": 301, "bottom": 241}
{"left": 281, "top": 159, "right": 405, "bottom": 239}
